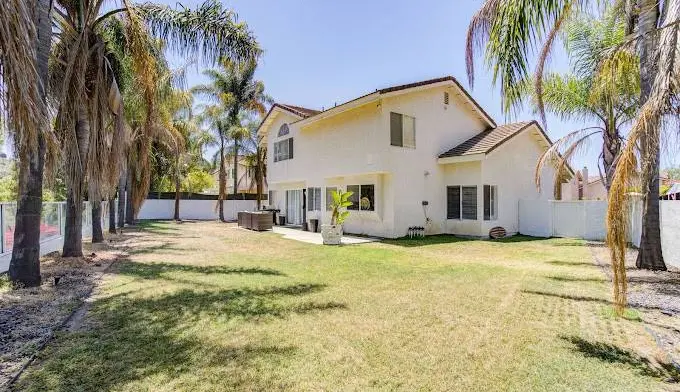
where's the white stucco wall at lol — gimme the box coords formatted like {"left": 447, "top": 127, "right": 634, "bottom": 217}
{"left": 479, "top": 127, "right": 556, "bottom": 236}
{"left": 137, "top": 200, "right": 257, "bottom": 221}
{"left": 265, "top": 85, "right": 490, "bottom": 238}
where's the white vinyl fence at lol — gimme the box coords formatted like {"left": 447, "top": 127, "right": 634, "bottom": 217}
{"left": 0, "top": 199, "right": 258, "bottom": 273}
{"left": 137, "top": 199, "right": 257, "bottom": 221}
{"left": 519, "top": 198, "right": 680, "bottom": 269}
{"left": 0, "top": 201, "right": 110, "bottom": 272}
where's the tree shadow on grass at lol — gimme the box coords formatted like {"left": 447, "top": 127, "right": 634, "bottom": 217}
{"left": 488, "top": 235, "right": 548, "bottom": 243}
{"left": 546, "top": 260, "right": 597, "bottom": 267}
{"left": 116, "top": 261, "right": 286, "bottom": 279}
{"left": 522, "top": 289, "right": 667, "bottom": 312}
{"left": 383, "top": 235, "right": 474, "bottom": 248}
{"left": 16, "top": 283, "right": 345, "bottom": 391}
{"left": 561, "top": 335, "right": 680, "bottom": 382}
{"left": 547, "top": 275, "right": 606, "bottom": 283}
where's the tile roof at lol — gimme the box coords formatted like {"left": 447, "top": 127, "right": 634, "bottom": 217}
{"left": 439, "top": 121, "right": 535, "bottom": 158}
{"left": 276, "top": 103, "right": 320, "bottom": 118}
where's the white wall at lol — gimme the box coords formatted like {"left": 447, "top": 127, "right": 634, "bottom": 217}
{"left": 518, "top": 199, "right": 680, "bottom": 268}
{"left": 480, "top": 127, "right": 556, "bottom": 236}
{"left": 266, "top": 85, "right": 489, "bottom": 238}
{"left": 137, "top": 200, "right": 257, "bottom": 221}
{"left": 661, "top": 201, "right": 680, "bottom": 269}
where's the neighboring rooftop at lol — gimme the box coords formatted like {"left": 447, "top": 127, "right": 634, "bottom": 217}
{"left": 439, "top": 121, "right": 535, "bottom": 158}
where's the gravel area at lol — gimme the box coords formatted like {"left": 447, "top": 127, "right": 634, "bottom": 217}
{"left": 590, "top": 245, "right": 680, "bottom": 371}
{"left": 0, "top": 236, "right": 130, "bottom": 389}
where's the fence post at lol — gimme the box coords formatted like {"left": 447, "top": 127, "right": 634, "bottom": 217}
{"left": 0, "top": 204, "right": 4, "bottom": 254}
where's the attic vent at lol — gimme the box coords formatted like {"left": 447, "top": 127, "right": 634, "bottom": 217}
{"left": 444, "top": 92, "right": 449, "bottom": 105}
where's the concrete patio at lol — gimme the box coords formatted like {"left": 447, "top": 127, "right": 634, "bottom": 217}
{"left": 272, "top": 226, "right": 380, "bottom": 245}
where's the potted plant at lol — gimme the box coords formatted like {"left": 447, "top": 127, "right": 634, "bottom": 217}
{"left": 321, "top": 189, "right": 353, "bottom": 245}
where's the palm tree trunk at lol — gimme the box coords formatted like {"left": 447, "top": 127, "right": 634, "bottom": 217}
{"left": 117, "top": 166, "right": 126, "bottom": 228}
{"left": 9, "top": 0, "right": 52, "bottom": 287}
{"left": 108, "top": 195, "right": 117, "bottom": 234}
{"left": 256, "top": 147, "right": 263, "bottom": 210}
{"left": 233, "top": 139, "right": 239, "bottom": 199}
{"left": 63, "top": 106, "right": 90, "bottom": 257}
{"left": 91, "top": 200, "right": 104, "bottom": 243}
{"left": 62, "top": 188, "right": 83, "bottom": 257}
{"left": 602, "top": 123, "right": 620, "bottom": 192}
{"left": 174, "top": 155, "right": 181, "bottom": 221}
{"left": 125, "top": 167, "right": 134, "bottom": 225}
{"left": 636, "top": 0, "right": 666, "bottom": 270}
{"left": 218, "top": 134, "right": 226, "bottom": 222}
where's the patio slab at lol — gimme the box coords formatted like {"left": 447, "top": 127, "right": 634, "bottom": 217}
{"left": 272, "top": 226, "right": 380, "bottom": 245}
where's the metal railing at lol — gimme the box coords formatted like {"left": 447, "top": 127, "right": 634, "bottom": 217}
{"left": 0, "top": 201, "right": 110, "bottom": 255}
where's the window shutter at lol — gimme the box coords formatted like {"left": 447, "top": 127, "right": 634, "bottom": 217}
{"left": 483, "top": 185, "right": 491, "bottom": 221}
{"left": 390, "top": 112, "right": 403, "bottom": 146}
{"left": 462, "top": 186, "right": 477, "bottom": 220}
{"left": 288, "top": 138, "right": 294, "bottom": 159}
{"left": 447, "top": 186, "right": 460, "bottom": 219}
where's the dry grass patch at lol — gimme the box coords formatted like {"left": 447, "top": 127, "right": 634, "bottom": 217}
{"left": 13, "top": 221, "right": 680, "bottom": 391}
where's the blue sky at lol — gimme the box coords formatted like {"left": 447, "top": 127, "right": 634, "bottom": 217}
{"left": 166, "top": 0, "right": 602, "bottom": 170}
{"left": 3, "top": 0, "right": 677, "bottom": 170}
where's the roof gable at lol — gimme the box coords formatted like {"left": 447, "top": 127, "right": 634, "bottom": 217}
{"left": 439, "top": 122, "right": 534, "bottom": 158}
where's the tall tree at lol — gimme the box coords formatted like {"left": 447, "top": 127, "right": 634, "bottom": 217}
{"left": 50, "top": 0, "right": 259, "bottom": 256}
{"left": 193, "top": 59, "right": 270, "bottom": 202}
{"left": 195, "top": 104, "right": 230, "bottom": 221}
{"left": 465, "top": 0, "right": 674, "bottom": 313}
{"left": 238, "top": 117, "right": 267, "bottom": 209}
{"left": 2, "top": 0, "right": 53, "bottom": 287}
{"left": 533, "top": 12, "right": 639, "bottom": 193}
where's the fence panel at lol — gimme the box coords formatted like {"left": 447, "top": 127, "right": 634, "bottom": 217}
{"left": 552, "top": 202, "right": 584, "bottom": 238}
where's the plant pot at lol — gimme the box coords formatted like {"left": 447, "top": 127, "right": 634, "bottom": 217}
{"left": 321, "top": 224, "right": 342, "bottom": 245}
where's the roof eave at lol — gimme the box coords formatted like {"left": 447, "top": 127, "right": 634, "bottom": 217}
{"left": 437, "top": 153, "right": 486, "bottom": 164}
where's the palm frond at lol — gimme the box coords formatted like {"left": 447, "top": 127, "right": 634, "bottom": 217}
{"left": 135, "top": 0, "right": 261, "bottom": 64}
{"left": 535, "top": 127, "right": 602, "bottom": 190}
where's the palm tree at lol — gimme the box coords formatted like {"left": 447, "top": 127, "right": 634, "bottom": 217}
{"left": 533, "top": 13, "right": 639, "bottom": 193}
{"left": 193, "top": 58, "right": 270, "bottom": 203}
{"left": 50, "top": 0, "right": 259, "bottom": 256}
{"left": 2, "top": 0, "right": 53, "bottom": 287}
{"left": 238, "top": 118, "right": 267, "bottom": 209}
{"left": 195, "top": 104, "right": 230, "bottom": 221}
{"left": 465, "top": 0, "right": 675, "bottom": 313}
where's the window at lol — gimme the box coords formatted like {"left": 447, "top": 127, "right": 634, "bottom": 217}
{"left": 390, "top": 112, "right": 416, "bottom": 148}
{"left": 325, "top": 187, "right": 337, "bottom": 211}
{"left": 346, "top": 184, "right": 374, "bottom": 211}
{"left": 462, "top": 186, "right": 477, "bottom": 220}
{"left": 444, "top": 91, "right": 449, "bottom": 105}
{"left": 307, "top": 187, "right": 321, "bottom": 211}
{"left": 484, "top": 185, "right": 497, "bottom": 221}
{"left": 277, "top": 123, "right": 290, "bottom": 137}
{"left": 274, "top": 138, "right": 293, "bottom": 162}
{"left": 446, "top": 185, "right": 478, "bottom": 220}
{"left": 446, "top": 186, "right": 460, "bottom": 219}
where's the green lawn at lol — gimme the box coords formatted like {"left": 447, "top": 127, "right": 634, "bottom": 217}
{"left": 16, "top": 222, "right": 677, "bottom": 391}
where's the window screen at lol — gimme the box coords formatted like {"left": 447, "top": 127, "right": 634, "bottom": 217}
{"left": 447, "top": 186, "right": 461, "bottom": 219}
{"left": 390, "top": 112, "right": 415, "bottom": 148}
{"left": 462, "top": 186, "right": 477, "bottom": 220}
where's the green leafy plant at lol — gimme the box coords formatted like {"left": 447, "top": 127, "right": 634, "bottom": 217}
{"left": 330, "top": 190, "right": 353, "bottom": 226}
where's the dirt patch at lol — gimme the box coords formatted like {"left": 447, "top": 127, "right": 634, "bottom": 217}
{"left": 0, "top": 232, "right": 134, "bottom": 389}
{"left": 590, "top": 245, "right": 680, "bottom": 374}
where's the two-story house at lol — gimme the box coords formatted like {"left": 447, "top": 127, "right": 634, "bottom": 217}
{"left": 259, "top": 76, "right": 559, "bottom": 238}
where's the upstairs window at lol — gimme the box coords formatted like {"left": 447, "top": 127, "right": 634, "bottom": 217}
{"left": 307, "top": 187, "right": 321, "bottom": 211}
{"left": 484, "top": 185, "right": 498, "bottom": 221}
{"left": 274, "top": 138, "right": 293, "bottom": 162}
{"left": 390, "top": 112, "right": 416, "bottom": 149}
{"left": 277, "top": 123, "right": 290, "bottom": 137}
